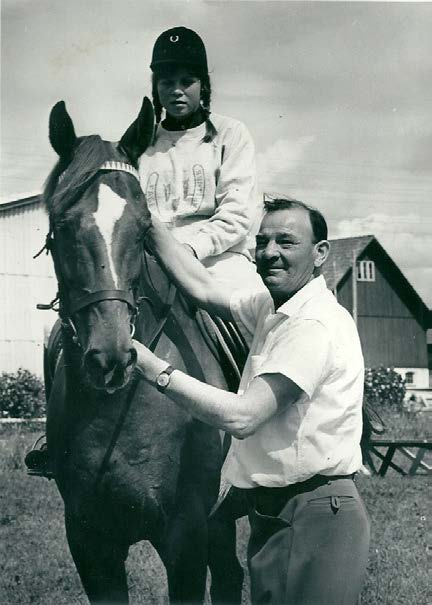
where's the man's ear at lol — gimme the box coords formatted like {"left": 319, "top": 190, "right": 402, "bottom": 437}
{"left": 313, "top": 240, "right": 330, "bottom": 268}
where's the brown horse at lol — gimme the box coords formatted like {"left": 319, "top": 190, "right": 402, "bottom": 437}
{"left": 41, "top": 97, "right": 244, "bottom": 604}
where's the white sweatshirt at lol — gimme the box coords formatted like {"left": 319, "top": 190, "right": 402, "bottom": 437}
{"left": 138, "top": 113, "right": 260, "bottom": 261}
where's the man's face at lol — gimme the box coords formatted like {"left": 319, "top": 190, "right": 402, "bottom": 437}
{"left": 255, "top": 207, "right": 323, "bottom": 305}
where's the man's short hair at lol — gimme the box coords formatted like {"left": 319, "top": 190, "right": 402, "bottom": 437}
{"left": 263, "top": 195, "right": 328, "bottom": 243}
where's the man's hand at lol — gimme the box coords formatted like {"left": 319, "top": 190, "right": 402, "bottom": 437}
{"left": 133, "top": 339, "right": 168, "bottom": 382}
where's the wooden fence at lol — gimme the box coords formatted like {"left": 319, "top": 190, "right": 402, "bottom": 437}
{"left": 365, "top": 439, "right": 432, "bottom": 476}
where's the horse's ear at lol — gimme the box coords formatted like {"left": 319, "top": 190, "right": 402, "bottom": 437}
{"left": 118, "top": 97, "right": 154, "bottom": 165}
{"left": 49, "top": 101, "right": 77, "bottom": 158}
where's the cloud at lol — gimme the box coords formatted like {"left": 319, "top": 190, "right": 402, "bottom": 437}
{"left": 256, "top": 136, "right": 315, "bottom": 193}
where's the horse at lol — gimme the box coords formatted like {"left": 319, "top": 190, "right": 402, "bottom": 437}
{"left": 39, "top": 97, "right": 245, "bottom": 604}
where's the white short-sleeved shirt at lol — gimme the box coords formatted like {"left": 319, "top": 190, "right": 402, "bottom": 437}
{"left": 223, "top": 275, "right": 364, "bottom": 488}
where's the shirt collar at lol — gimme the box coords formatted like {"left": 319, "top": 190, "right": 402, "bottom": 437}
{"left": 275, "top": 275, "right": 327, "bottom": 318}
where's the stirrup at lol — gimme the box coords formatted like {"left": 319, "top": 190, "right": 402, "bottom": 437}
{"left": 24, "top": 436, "right": 55, "bottom": 479}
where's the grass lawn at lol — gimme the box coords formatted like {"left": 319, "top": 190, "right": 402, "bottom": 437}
{"left": 1, "top": 425, "right": 431, "bottom": 605}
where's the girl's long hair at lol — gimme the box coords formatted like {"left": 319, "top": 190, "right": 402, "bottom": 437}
{"left": 151, "top": 66, "right": 217, "bottom": 143}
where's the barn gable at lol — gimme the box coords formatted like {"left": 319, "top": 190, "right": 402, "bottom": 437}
{"left": 323, "top": 235, "right": 431, "bottom": 378}
{"left": 323, "top": 236, "right": 431, "bottom": 331}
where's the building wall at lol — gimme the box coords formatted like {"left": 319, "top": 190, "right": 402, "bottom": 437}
{"left": 357, "top": 316, "right": 427, "bottom": 367}
{"left": 337, "top": 255, "right": 428, "bottom": 368}
{"left": 0, "top": 199, "right": 57, "bottom": 376}
{"left": 394, "top": 367, "right": 429, "bottom": 390}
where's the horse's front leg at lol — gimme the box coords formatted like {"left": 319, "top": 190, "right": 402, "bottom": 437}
{"left": 155, "top": 492, "right": 209, "bottom": 605}
{"left": 65, "top": 511, "right": 130, "bottom": 604}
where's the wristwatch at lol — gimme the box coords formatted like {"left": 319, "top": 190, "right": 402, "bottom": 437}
{"left": 155, "top": 365, "right": 175, "bottom": 393}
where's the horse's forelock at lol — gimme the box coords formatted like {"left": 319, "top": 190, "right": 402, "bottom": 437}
{"left": 43, "top": 135, "right": 113, "bottom": 220}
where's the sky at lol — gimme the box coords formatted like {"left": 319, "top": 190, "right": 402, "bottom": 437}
{"left": 1, "top": 0, "right": 431, "bottom": 306}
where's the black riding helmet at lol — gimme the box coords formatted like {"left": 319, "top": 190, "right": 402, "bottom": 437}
{"left": 150, "top": 26, "right": 208, "bottom": 73}
{"left": 150, "top": 27, "right": 216, "bottom": 141}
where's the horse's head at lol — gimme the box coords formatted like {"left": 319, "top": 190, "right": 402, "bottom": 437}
{"left": 45, "top": 98, "right": 154, "bottom": 393}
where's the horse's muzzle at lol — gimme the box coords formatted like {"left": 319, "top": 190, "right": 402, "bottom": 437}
{"left": 83, "top": 345, "right": 137, "bottom": 392}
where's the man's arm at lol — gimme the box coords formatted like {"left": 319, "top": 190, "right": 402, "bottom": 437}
{"left": 146, "top": 217, "right": 233, "bottom": 320}
{"left": 134, "top": 340, "right": 302, "bottom": 438}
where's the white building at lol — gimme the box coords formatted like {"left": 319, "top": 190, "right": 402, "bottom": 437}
{"left": 0, "top": 194, "right": 58, "bottom": 376}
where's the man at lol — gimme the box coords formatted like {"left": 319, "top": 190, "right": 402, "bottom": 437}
{"left": 134, "top": 197, "right": 370, "bottom": 604}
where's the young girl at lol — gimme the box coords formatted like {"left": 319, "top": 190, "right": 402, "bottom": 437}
{"left": 139, "top": 26, "right": 264, "bottom": 292}
{"left": 24, "top": 27, "right": 262, "bottom": 479}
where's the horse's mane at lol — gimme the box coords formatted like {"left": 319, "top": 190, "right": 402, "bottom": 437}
{"left": 43, "top": 135, "right": 113, "bottom": 221}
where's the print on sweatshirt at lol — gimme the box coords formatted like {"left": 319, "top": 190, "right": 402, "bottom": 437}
{"left": 145, "top": 164, "right": 206, "bottom": 217}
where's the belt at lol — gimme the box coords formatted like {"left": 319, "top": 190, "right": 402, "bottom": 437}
{"left": 247, "top": 474, "right": 355, "bottom": 517}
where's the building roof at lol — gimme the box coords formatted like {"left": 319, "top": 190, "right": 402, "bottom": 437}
{"left": 0, "top": 193, "right": 41, "bottom": 213}
{"left": 324, "top": 235, "right": 431, "bottom": 330}
{"left": 323, "top": 235, "right": 375, "bottom": 290}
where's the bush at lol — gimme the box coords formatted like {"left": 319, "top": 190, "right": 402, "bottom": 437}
{"left": 0, "top": 369, "right": 46, "bottom": 419}
{"left": 364, "top": 366, "right": 406, "bottom": 410}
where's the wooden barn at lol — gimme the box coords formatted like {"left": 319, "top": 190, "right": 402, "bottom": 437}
{"left": 322, "top": 236, "right": 432, "bottom": 394}
{"left": 0, "top": 193, "right": 57, "bottom": 376}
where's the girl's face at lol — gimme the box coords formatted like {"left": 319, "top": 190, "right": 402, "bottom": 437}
{"left": 156, "top": 66, "right": 201, "bottom": 120}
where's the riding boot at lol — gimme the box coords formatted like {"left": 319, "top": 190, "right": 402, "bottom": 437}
{"left": 24, "top": 440, "right": 55, "bottom": 479}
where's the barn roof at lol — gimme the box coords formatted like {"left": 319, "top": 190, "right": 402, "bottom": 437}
{"left": 323, "top": 235, "right": 374, "bottom": 290}
{"left": 324, "top": 235, "right": 431, "bottom": 329}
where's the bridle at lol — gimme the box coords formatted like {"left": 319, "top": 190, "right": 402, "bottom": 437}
{"left": 36, "top": 160, "right": 156, "bottom": 347}
{"left": 35, "top": 158, "right": 179, "bottom": 487}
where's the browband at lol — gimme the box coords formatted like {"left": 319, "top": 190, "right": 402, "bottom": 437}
{"left": 99, "top": 161, "right": 140, "bottom": 181}
{"left": 58, "top": 161, "right": 140, "bottom": 184}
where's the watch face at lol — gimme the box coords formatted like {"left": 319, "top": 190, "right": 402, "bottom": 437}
{"left": 157, "top": 373, "right": 170, "bottom": 387}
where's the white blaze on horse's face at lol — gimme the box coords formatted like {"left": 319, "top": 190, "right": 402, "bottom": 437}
{"left": 93, "top": 183, "right": 127, "bottom": 288}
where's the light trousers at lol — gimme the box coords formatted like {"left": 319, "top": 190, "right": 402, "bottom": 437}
{"left": 247, "top": 478, "right": 370, "bottom": 605}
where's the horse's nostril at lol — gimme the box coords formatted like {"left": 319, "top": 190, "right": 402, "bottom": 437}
{"left": 85, "top": 348, "right": 102, "bottom": 370}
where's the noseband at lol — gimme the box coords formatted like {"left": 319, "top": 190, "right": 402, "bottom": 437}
{"left": 36, "top": 161, "right": 145, "bottom": 345}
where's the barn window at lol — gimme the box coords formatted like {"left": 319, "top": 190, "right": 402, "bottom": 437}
{"left": 405, "top": 371, "right": 414, "bottom": 385}
{"left": 357, "top": 260, "right": 375, "bottom": 282}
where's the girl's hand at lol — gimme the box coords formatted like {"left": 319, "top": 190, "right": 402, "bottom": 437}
{"left": 132, "top": 339, "right": 168, "bottom": 382}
